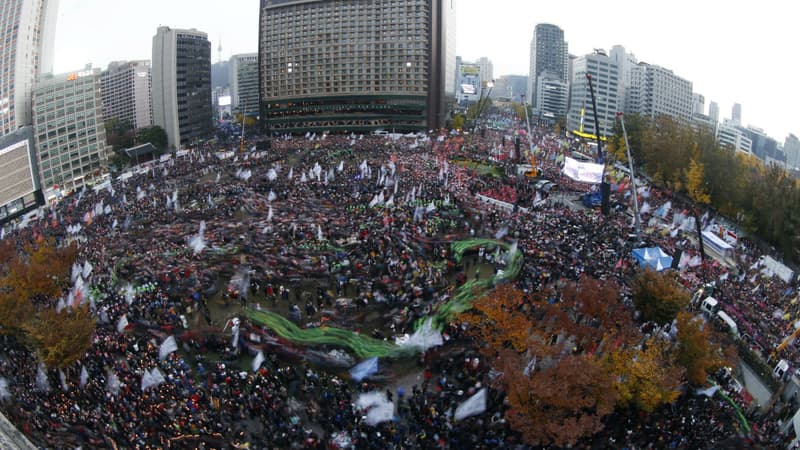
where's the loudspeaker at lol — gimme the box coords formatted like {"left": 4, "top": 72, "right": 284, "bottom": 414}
{"left": 600, "top": 182, "right": 610, "bottom": 215}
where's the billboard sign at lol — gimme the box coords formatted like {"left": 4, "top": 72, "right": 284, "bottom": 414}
{"left": 0, "top": 138, "right": 36, "bottom": 207}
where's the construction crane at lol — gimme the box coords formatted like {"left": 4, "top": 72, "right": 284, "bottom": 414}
{"left": 519, "top": 94, "right": 539, "bottom": 178}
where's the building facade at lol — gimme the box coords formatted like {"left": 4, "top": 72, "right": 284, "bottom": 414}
{"left": 229, "top": 53, "right": 259, "bottom": 117}
{"left": 708, "top": 101, "right": 720, "bottom": 124}
{"left": 0, "top": 0, "right": 59, "bottom": 136}
{"left": 455, "top": 58, "right": 482, "bottom": 105}
{"left": 535, "top": 71, "right": 568, "bottom": 121}
{"left": 784, "top": 134, "right": 800, "bottom": 170}
{"left": 731, "top": 102, "right": 742, "bottom": 126}
{"left": 566, "top": 51, "right": 620, "bottom": 139}
{"left": 258, "top": 0, "right": 456, "bottom": 133}
{"left": 528, "top": 23, "right": 568, "bottom": 111}
{"left": 101, "top": 61, "right": 153, "bottom": 130}
{"left": 32, "top": 68, "right": 108, "bottom": 194}
{"left": 151, "top": 26, "right": 212, "bottom": 149}
{"left": 626, "top": 63, "right": 693, "bottom": 122}
{"left": 476, "top": 57, "right": 493, "bottom": 85}
{"left": 716, "top": 119, "right": 752, "bottom": 155}
{"left": 0, "top": 127, "right": 43, "bottom": 223}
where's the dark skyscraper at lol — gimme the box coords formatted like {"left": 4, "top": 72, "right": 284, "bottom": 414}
{"left": 528, "top": 23, "right": 568, "bottom": 111}
{"left": 259, "top": 0, "right": 455, "bottom": 133}
{"left": 152, "top": 26, "right": 212, "bottom": 148}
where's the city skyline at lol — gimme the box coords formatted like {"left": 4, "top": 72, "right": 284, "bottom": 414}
{"left": 53, "top": 0, "right": 795, "bottom": 140}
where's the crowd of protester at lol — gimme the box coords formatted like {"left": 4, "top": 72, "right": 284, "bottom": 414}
{"left": 0, "top": 115, "right": 794, "bottom": 448}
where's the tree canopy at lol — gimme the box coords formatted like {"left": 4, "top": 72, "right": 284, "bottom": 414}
{"left": 0, "top": 239, "right": 94, "bottom": 369}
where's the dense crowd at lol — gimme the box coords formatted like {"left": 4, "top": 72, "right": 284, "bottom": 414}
{"left": 0, "top": 116, "right": 794, "bottom": 448}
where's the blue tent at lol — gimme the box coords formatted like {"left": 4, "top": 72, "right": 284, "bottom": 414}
{"left": 632, "top": 247, "right": 673, "bottom": 271}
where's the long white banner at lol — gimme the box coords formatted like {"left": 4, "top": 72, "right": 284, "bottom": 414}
{"left": 562, "top": 156, "right": 604, "bottom": 184}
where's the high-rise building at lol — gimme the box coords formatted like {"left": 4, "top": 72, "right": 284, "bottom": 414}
{"left": 0, "top": 0, "right": 59, "bottom": 136}
{"left": 609, "top": 45, "right": 637, "bottom": 112}
{"left": 476, "top": 57, "right": 493, "bottom": 85}
{"left": 259, "top": 0, "right": 456, "bottom": 132}
{"left": 151, "top": 26, "right": 212, "bottom": 149}
{"left": 731, "top": 103, "right": 742, "bottom": 126}
{"left": 535, "top": 71, "right": 568, "bottom": 121}
{"left": 101, "top": 61, "right": 153, "bottom": 130}
{"left": 32, "top": 68, "right": 109, "bottom": 194}
{"left": 708, "top": 101, "right": 719, "bottom": 124}
{"left": 744, "top": 126, "right": 779, "bottom": 161}
{"left": 692, "top": 93, "right": 705, "bottom": 116}
{"left": 566, "top": 50, "right": 620, "bottom": 138}
{"left": 229, "top": 53, "right": 259, "bottom": 117}
{"left": 784, "top": 134, "right": 800, "bottom": 169}
{"left": 625, "top": 63, "right": 693, "bottom": 122}
{"left": 455, "top": 58, "right": 482, "bottom": 105}
{"left": 717, "top": 119, "right": 752, "bottom": 155}
{"left": 528, "top": 23, "right": 568, "bottom": 112}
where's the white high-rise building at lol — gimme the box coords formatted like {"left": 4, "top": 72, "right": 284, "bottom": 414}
{"left": 609, "top": 45, "right": 637, "bottom": 111}
{"left": 567, "top": 50, "right": 620, "bottom": 138}
{"left": 229, "top": 53, "right": 259, "bottom": 117}
{"left": 626, "top": 63, "right": 693, "bottom": 122}
{"left": 692, "top": 93, "right": 705, "bottom": 116}
{"left": 731, "top": 103, "right": 742, "bottom": 126}
{"left": 784, "top": 134, "right": 800, "bottom": 169}
{"left": 717, "top": 118, "right": 752, "bottom": 155}
{"left": 0, "top": 0, "right": 59, "bottom": 136}
{"left": 528, "top": 24, "right": 568, "bottom": 110}
{"left": 476, "top": 57, "right": 493, "bottom": 85}
{"left": 152, "top": 26, "right": 212, "bottom": 149}
{"left": 101, "top": 61, "right": 153, "bottom": 130}
{"left": 708, "top": 101, "right": 720, "bottom": 124}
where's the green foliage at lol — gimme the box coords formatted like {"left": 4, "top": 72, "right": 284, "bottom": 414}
{"left": 632, "top": 269, "right": 690, "bottom": 326}
{"left": 618, "top": 115, "right": 800, "bottom": 263}
{"left": 451, "top": 114, "right": 466, "bottom": 130}
{"left": 136, "top": 126, "right": 168, "bottom": 152}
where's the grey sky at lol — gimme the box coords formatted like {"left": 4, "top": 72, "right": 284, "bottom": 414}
{"left": 54, "top": 0, "right": 796, "bottom": 140}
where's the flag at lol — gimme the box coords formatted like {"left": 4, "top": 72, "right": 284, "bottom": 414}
{"left": 117, "top": 315, "right": 129, "bottom": 333}
{"left": 252, "top": 351, "right": 265, "bottom": 372}
{"left": 80, "top": 366, "right": 89, "bottom": 388}
{"left": 454, "top": 388, "right": 487, "bottom": 421}
{"left": 159, "top": 336, "right": 178, "bottom": 360}
{"left": 350, "top": 357, "right": 379, "bottom": 382}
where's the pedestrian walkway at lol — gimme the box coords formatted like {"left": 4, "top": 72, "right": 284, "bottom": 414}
{"left": 0, "top": 412, "right": 36, "bottom": 450}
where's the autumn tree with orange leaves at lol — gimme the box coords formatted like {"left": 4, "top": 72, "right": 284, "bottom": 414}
{"left": 461, "top": 278, "right": 685, "bottom": 446}
{"left": 675, "top": 311, "right": 727, "bottom": 385}
{"left": 0, "top": 238, "right": 94, "bottom": 368}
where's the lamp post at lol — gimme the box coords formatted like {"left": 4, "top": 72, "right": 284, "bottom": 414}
{"left": 470, "top": 80, "right": 493, "bottom": 145}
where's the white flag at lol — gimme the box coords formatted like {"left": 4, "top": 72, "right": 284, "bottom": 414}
{"left": 159, "top": 336, "right": 178, "bottom": 360}
{"left": 455, "top": 388, "right": 487, "bottom": 421}
{"left": 252, "top": 351, "right": 265, "bottom": 372}
{"left": 117, "top": 314, "right": 129, "bottom": 333}
{"left": 80, "top": 366, "right": 89, "bottom": 388}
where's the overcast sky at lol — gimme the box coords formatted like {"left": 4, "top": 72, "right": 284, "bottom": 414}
{"left": 54, "top": 0, "right": 796, "bottom": 141}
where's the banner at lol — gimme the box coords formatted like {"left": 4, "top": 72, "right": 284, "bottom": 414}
{"left": 562, "top": 157, "right": 604, "bottom": 184}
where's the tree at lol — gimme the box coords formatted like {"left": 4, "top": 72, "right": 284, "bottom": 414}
{"left": 604, "top": 338, "right": 683, "bottom": 412}
{"left": 674, "top": 311, "right": 724, "bottom": 385}
{"left": 460, "top": 279, "right": 642, "bottom": 446}
{"left": 503, "top": 354, "right": 618, "bottom": 447}
{"left": 685, "top": 157, "right": 711, "bottom": 204}
{"left": 451, "top": 114, "right": 466, "bottom": 131}
{"left": 0, "top": 239, "right": 94, "bottom": 368}
{"left": 136, "top": 126, "right": 168, "bottom": 152}
{"left": 631, "top": 269, "right": 690, "bottom": 325}
{"left": 26, "top": 305, "right": 95, "bottom": 369}
{"left": 104, "top": 118, "right": 135, "bottom": 151}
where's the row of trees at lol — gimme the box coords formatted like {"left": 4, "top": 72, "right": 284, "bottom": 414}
{"left": 105, "top": 118, "right": 168, "bottom": 171}
{"left": 606, "top": 114, "right": 800, "bottom": 262}
{"left": 460, "top": 275, "right": 728, "bottom": 447}
{"left": 0, "top": 239, "right": 95, "bottom": 369}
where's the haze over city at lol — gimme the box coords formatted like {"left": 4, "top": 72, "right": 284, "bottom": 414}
{"left": 54, "top": 0, "right": 796, "bottom": 140}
